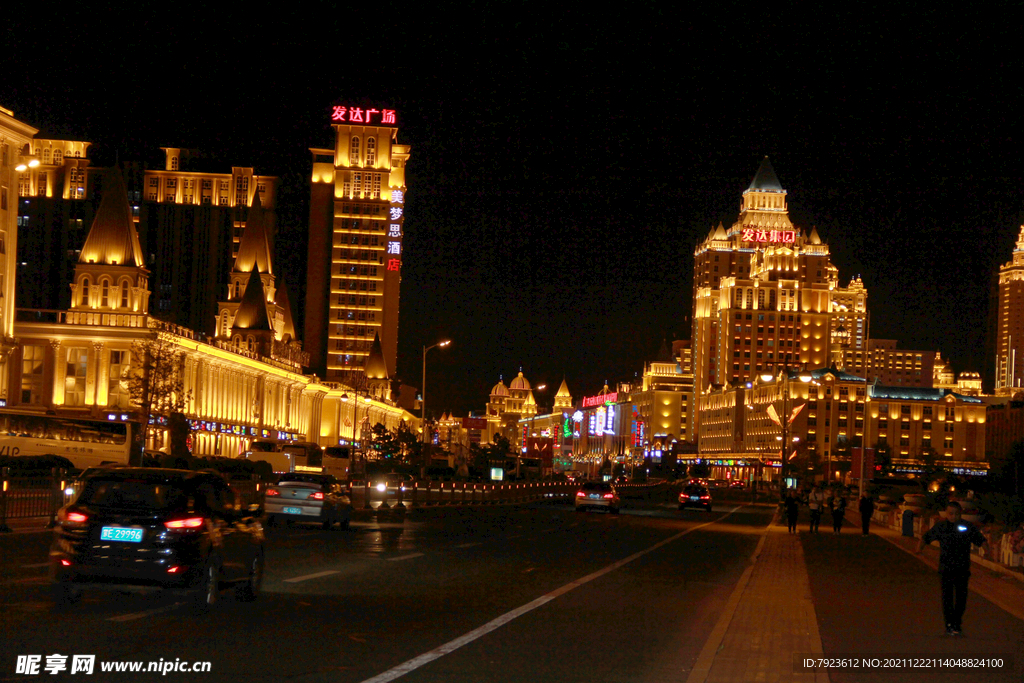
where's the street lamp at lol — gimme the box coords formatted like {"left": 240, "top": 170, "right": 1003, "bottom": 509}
{"left": 421, "top": 339, "right": 451, "bottom": 471}
{"left": 342, "top": 393, "right": 372, "bottom": 477}
{"left": 761, "top": 365, "right": 812, "bottom": 500}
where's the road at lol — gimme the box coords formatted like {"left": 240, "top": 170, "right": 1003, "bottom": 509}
{"left": 1, "top": 491, "right": 769, "bottom": 682}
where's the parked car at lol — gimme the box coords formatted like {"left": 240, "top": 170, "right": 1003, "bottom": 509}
{"left": 371, "top": 473, "right": 413, "bottom": 498}
{"left": 265, "top": 472, "right": 352, "bottom": 529}
{"left": 49, "top": 468, "right": 265, "bottom": 610}
{"left": 575, "top": 481, "right": 621, "bottom": 513}
{"left": 679, "top": 483, "right": 713, "bottom": 512}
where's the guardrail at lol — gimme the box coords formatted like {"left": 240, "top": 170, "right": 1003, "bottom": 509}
{"left": 349, "top": 481, "right": 577, "bottom": 509}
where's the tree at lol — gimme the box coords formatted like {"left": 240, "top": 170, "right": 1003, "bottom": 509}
{"left": 369, "top": 423, "right": 400, "bottom": 460}
{"left": 395, "top": 421, "right": 421, "bottom": 464}
{"left": 128, "top": 338, "right": 192, "bottom": 460}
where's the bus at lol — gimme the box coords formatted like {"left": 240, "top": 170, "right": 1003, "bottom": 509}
{"left": 0, "top": 410, "right": 135, "bottom": 469}
{"left": 245, "top": 440, "right": 324, "bottom": 474}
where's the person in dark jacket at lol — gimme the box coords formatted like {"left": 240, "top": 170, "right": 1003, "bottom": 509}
{"left": 784, "top": 491, "right": 800, "bottom": 534}
{"left": 829, "top": 490, "right": 847, "bottom": 534}
{"left": 858, "top": 493, "right": 874, "bottom": 536}
{"left": 916, "top": 502, "right": 988, "bottom": 636}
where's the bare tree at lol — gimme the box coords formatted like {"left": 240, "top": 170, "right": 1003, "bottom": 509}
{"left": 128, "top": 337, "right": 192, "bottom": 455}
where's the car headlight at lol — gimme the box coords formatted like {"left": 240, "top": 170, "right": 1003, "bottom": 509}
{"left": 376, "top": 483, "right": 387, "bottom": 492}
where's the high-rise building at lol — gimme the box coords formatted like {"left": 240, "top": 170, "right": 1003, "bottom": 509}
{"left": 691, "top": 158, "right": 837, "bottom": 435}
{"left": 831, "top": 276, "right": 869, "bottom": 373}
{"left": 995, "top": 225, "right": 1024, "bottom": 395}
{"left": 306, "top": 106, "right": 409, "bottom": 381}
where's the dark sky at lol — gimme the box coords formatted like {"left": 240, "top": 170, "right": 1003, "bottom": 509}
{"left": 4, "top": 7, "right": 1023, "bottom": 416}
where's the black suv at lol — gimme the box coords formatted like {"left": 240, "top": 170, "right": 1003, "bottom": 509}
{"left": 679, "top": 483, "right": 713, "bottom": 512}
{"left": 49, "top": 468, "right": 265, "bottom": 610}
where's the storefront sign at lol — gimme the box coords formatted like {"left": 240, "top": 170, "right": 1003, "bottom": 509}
{"left": 582, "top": 391, "right": 618, "bottom": 408}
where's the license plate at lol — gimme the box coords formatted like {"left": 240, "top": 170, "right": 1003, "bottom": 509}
{"left": 589, "top": 494, "right": 600, "bottom": 499}
{"left": 100, "top": 526, "right": 143, "bottom": 543}
{"left": 690, "top": 496, "right": 699, "bottom": 501}
{"left": 283, "top": 507, "right": 302, "bottom": 515}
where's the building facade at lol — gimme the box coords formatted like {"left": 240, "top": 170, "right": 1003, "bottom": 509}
{"left": 305, "top": 106, "right": 409, "bottom": 381}
{"left": 995, "top": 225, "right": 1024, "bottom": 395}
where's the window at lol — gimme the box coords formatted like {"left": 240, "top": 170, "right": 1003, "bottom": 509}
{"left": 20, "top": 345, "right": 45, "bottom": 405}
{"left": 108, "top": 350, "right": 129, "bottom": 409}
{"left": 120, "top": 281, "right": 129, "bottom": 308}
{"left": 100, "top": 279, "right": 109, "bottom": 307}
{"left": 350, "top": 137, "right": 360, "bottom": 165}
{"left": 170, "top": 156, "right": 179, "bottom": 170}
{"left": 53, "top": 149, "right": 63, "bottom": 164}
{"left": 366, "top": 137, "right": 376, "bottom": 165}
{"left": 64, "top": 348, "right": 89, "bottom": 407}
{"left": 80, "top": 278, "right": 90, "bottom": 306}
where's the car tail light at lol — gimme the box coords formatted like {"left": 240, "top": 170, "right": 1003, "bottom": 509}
{"left": 266, "top": 489, "right": 280, "bottom": 497}
{"left": 576, "top": 491, "right": 586, "bottom": 497}
{"left": 66, "top": 511, "right": 88, "bottom": 523}
{"left": 167, "top": 566, "right": 181, "bottom": 573}
{"left": 164, "top": 517, "right": 205, "bottom": 529}
{"left": 60, "top": 559, "right": 71, "bottom": 567}
{"left": 701, "top": 495, "right": 711, "bottom": 500}
{"left": 603, "top": 493, "right": 614, "bottom": 499}
{"left": 309, "top": 492, "right": 324, "bottom": 500}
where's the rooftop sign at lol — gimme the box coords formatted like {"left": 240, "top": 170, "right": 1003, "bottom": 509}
{"left": 581, "top": 391, "right": 618, "bottom": 408}
{"left": 330, "top": 106, "right": 397, "bottom": 125}
{"left": 740, "top": 228, "right": 795, "bottom": 244}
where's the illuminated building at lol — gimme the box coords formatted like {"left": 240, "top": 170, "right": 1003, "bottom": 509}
{"left": 994, "top": 225, "right": 1024, "bottom": 395}
{"left": 485, "top": 371, "right": 538, "bottom": 444}
{"left": 8, "top": 169, "right": 410, "bottom": 456}
{"left": 0, "top": 106, "right": 39, "bottom": 397}
{"left": 696, "top": 367, "right": 987, "bottom": 480}
{"left": 306, "top": 105, "right": 409, "bottom": 380}
{"left": 865, "top": 340, "right": 936, "bottom": 387}
{"left": 691, "top": 158, "right": 836, "bottom": 438}
{"left": 831, "top": 276, "right": 869, "bottom": 373}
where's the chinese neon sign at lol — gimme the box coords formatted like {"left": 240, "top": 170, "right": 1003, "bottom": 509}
{"left": 582, "top": 391, "right": 618, "bottom": 408}
{"left": 331, "top": 106, "right": 397, "bottom": 125}
{"left": 740, "top": 228, "right": 795, "bottom": 244}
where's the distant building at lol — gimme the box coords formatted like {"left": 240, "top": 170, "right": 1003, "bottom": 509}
{"left": 865, "top": 340, "right": 936, "bottom": 387}
{"left": 995, "top": 225, "right": 1024, "bottom": 395}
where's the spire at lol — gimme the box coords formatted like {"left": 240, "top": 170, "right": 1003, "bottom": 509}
{"left": 747, "top": 156, "right": 784, "bottom": 192}
{"left": 79, "top": 170, "right": 145, "bottom": 267}
{"left": 712, "top": 222, "right": 727, "bottom": 240}
{"left": 808, "top": 227, "right": 822, "bottom": 245}
{"left": 555, "top": 378, "right": 571, "bottom": 397}
{"left": 232, "top": 187, "right": 273, "bottom": 275}
{"left": 231, "top": 269, "right": 273, "bottom": 332}
{"left": 656, "top": 337, "right": 672, "bottom": 362}
{"left": 364, "top": 332, "right": 389, "bottom": 380}
{"left": 275, "top": 278, "right": 297, "bottom": 341}
{"left": 1015, "top": 225, "right": 1024, "bottom": 253}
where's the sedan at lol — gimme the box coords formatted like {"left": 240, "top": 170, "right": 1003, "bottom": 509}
{"left": 265, "top": 473, "right": 352, "bottom": 529}
{"left": 679, "top": 484, "right": 713, "bottom": 512}
{"left": 575, "top": 482, "right": 621, "bottom": 513}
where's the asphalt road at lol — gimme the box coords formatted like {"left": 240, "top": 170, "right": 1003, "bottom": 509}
{"left": 0, "top": 493, "right": 772, "bottom": 682}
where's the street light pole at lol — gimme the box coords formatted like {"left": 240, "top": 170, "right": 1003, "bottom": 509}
{"left": 421, "top": 339, "right": 451, "bottom": 473}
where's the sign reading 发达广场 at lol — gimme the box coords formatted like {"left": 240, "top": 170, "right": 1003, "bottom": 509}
{"left": 330, "top": 106, "right": 397, "bottom": 125}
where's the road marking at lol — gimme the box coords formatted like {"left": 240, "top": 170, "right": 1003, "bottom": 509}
{"left": 21, "top": 563, "right": 50, "bottom": 569}
{"left": 506, "top": 534, "right": 521, "bottom": 539}
{"left": 284, "top": 570, "right": 340, "bottom": 583}
{"left": 455, "top": 542, "right": 480, "bottom": 548}
{"left": 387, "top": 553, "right": 424, "bottom": 562}
{"left": 357, "top": 507, "right": 744, "bottom": 683}
{"left": 107, "top": 602, "right": 185, "bottom": 622}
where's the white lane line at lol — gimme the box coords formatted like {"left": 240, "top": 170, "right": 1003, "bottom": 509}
{"left": 387, "top": 553, "right": 424, "bottom": 562}
{"left": 357, "top": 507, "right": 745, "bottom": 683}
{"left": 455, "top": 543, "right": 481, "bottom": 548}
{"left": 284, "top": 570, "right": 340, "bottom": 583}
{"left": 107, "top": 602, "right": 185, "bottom": 622}
{"left": 21, "top": 563, "right": 50, "bottom": 569}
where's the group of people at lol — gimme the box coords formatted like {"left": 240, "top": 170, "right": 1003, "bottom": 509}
{"left": 782, "top": 485, "right": 874, "bottom": 535}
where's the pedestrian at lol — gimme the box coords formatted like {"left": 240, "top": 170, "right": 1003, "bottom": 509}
{"left": 916, "top": 502, "right": 988, "bottom": 636}
{"left": 808, "top": 485, "right": 825, "bottom": 533}
{"left": 784, "top": 490, "right": 800, "bottom": 534}
{"left": 830, "top": 489, "right": 847, "bottom": 534}
{"left": 858, "top": 493, "right": 874, "bottom": 536}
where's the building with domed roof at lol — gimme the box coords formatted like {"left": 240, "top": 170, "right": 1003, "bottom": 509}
{"left": 484, "top": 372, "right": 539, "bottom": 444}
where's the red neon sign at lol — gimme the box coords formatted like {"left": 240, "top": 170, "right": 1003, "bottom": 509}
{"left": 582, "top": 392, "right": 617, "bottom": 408}
{"left": 740, "top": 228, "right": 795, "bottom": 244}
{"left": 331, "top": 106, "right": 397, "bottom": 125}
{"left": 386, "top": 259, "right": 401, "bottom": 272}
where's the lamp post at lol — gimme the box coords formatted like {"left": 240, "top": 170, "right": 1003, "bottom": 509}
{"left": 421, "top": 339, "right": 451, "bottom": 473}
{"left": 342, "top": 393, "right": 372, "bottom": 478}
{"left": 761, "top": 365, "right": 812, "bottom": 500}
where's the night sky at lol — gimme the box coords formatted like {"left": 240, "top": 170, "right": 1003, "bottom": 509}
{"left": 3, "top": 7, "right": 1022, "bottom": 416}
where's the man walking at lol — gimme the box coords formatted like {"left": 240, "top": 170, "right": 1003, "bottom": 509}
{"left": 829, "top": 489, "right": 847, "bottom": 534}
{"left": 916, "top": 502, "right": 988, "bottom": 636}
{"left": 858, "top": 493, "right": 874, "bottom": 536}
{"left": 808, "top": 485, "right": 825, "bottom": 533}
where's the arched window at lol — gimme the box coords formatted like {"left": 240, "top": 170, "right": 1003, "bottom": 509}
{"left": 247, "top": 336, "right": 255, "bottom": 351}
{"left": 350, "top": 137, "right": 360, "bottom": 165}
{"left": 120, "top": 281, "right": 129, "bottom": 308}
{"left": 100, "top": 279, "right": 109, "bottom": 307}
{"left": 365, "top": 137, "right": 376, "bottom": 165}
{"left": 74, "top": 150, "right": 81, "bottom": 158}
{"left": 42, "top": 149, "right": 51, "bottom": 164}
{"left": 53, "top": 149, "right": 63, "bottom": 164}
{"left": 80, "top": 278, "right": 90, "bottom": 306}
{"left": 170, "top": 156, "right": 178, "bottom": 170}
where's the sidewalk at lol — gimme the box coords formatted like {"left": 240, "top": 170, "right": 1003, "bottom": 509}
{"left": 687, "top": 511, "right": 830, "bottom": 683}
{"left": 0, "top": 515, "right": 54, "bottom": 534}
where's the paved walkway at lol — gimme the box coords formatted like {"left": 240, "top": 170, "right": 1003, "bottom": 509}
{"left": 687, "top": 514, "right": 830, "bottom": 683}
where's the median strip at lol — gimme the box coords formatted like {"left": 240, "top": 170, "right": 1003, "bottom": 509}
{"left": 387, "top": 553, "right": 424, "bottom": 562}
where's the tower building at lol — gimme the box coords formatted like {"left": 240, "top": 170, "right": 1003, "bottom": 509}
{"left": 306, "top": 106, "right": 409, "bottom": 381}
{"left": 995, "top": 225, "right": 1024, "bottom": 395}
{"left": 691, "top": 158, "right": 838, "bottom": 435}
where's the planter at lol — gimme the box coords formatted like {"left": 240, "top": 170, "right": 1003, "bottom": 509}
{"left": 902, "top": 504, "right": 926, "bottom": 515}
{"left": 904, "top": 493, "right": 927, "bottom": 506}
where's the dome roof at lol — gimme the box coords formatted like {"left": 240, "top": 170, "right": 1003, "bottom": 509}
{"left": 490, "top": 380, "right": 508, "bottom": 397}
{"left": 509, "top": 371, "right": 531, "bottom": 391}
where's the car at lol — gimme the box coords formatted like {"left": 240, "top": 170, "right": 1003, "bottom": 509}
{"left": 65, "top": 464, "right": 125, "bottom": 500}
{"left": 370, "top": 472, "right": 413, "bottom": 498}
{"left": 730, "top": 480, "right": 747, "bottom": 489}
{"left": 575, "top": 481, "right": 621, "bottom": 513}
{"left": 679, "top": 483, "right": 713, "bottom": 512}
{"left": 49, "top": 468, "right": 265, "bottom": 610}
{"left": 265, "top": 472, "right": 352, "bottom": 529}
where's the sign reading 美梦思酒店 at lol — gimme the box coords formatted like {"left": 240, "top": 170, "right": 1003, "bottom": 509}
{"left": 330, "top": 106, "right": 397, "bottom": 125}
{"left": 740, "top": 228, "right": 795, "bottom": 244}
